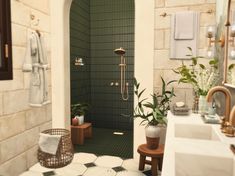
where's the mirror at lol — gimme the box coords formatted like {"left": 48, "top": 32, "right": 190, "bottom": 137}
{"left": 218, "top": 0, "right": 235, "bottom": 88}
{"left": 0, "top": 0, "right": 12, "bottom": 80}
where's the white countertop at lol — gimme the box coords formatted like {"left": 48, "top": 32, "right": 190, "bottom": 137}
{"left": 162, "top": 111, "right": 235, "bottom": 176}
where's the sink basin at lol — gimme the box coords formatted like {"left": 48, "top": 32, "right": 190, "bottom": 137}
{"left": 175, "top": 152, "right": 234, "bottom": 176}
{"left": 174, "top": 124, "right": 220, "bottom": 141}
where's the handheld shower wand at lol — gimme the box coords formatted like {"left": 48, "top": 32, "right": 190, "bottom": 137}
{"left": 114, "top": 47, "right": 129, "bottom": 101}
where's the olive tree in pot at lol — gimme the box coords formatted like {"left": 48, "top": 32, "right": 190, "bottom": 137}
{"left": 134, "top": 77, "right": 175, "bottom": 149}
{"left": 71, "top": 103, "right": 89, "bottom": 126}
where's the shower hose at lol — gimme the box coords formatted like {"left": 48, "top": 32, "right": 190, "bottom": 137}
{"left": 120, "top": 55, "right": 129, "bottom": 101}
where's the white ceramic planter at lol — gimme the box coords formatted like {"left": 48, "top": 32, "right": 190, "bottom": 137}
{"left": 145, "top": 125, "right": 165, "bottom": 149}
{"left": 75, "top": 115, "right": 84, "bottom": 125}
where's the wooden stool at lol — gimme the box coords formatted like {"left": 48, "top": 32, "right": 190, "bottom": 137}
{"left": 71, "top": 123, "right": 92, "bottom": 145}
{"left": 137, "top": 144, "right": 164, "bottom": 176}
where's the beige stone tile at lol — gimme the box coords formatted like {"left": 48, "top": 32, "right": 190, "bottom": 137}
{"left": 0, "top": 153, "right": 27, "bottom": 176}
{"left": 11, "top": 0, "right": 30, "bottom": 26}
{"left": 154, "top": 50, "right": 184, "bottom": 69}
{"left": 25, "top": 107, "right": 47, "bottom": 129}
{"left": 0, "top": 93, "right": 2, "bottom": 116}
{"left": 3, "top": 90, "right": 29, "bottom": 115}
{"left": 155, "top": 0, "right": 165, "bottom": 8}
{"left": 0, "top": 112, "right": 26, "bottom": 142}
{"left": 0, "top": 127, "right": 39, "bottom": 163}
{"left": 206, "top": 0, "right": 216, "bottom": 3}
{"left": 12, "top": 46, "right": 26, "bottom": 69}
{"left": 0, "top": 70, "right": 24, "bottom": 92}
{"left": 200, "top": 10, "right": 216, "bottom": 27}
{"left": 21, "top": 0, "right": 50, "bottom": 14}
{"left": 23, "top": 72, "right": 31, "bottom": 89}
{"left": 30, "top": 9, "right": 50, "bottom": 33}
{"left": 199, "top": 27, "right": 208, "bottom": 49}
{"left": 153, "top": 69, "right": 164, "bottom": 87}
{"left": 39, "top": 121, "right": 52, "bottom": 132}
{"left": 26, "top": 145, "right": 38, "bottom": 168}
{"left": 45, "top": 103, "right": 52, "bottom": 122}
{"left": 164, "top": 29, "right": 170, "bottom": 49}
{"left": 155, "top": 7, "right": 188, "bottom": 29}
{"left": 12, "top": 24, "right": 27, "bottom": 47}
{"left": 155, "top": 30, "right": 164, "bottom": 49}
{"left": 165, "top": 0, "right": 205, "bottom": 7}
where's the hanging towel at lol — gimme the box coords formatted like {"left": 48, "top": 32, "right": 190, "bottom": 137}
{"left": 170, "top": 11, "right": 199, "bottom": 59}
{"left": 39, "top": 133, "right": 61, "bottom": 155}
{"left": 22, "top": 31, "right": 50, "bottom": 107}
{"left": 174, "top": 11, "right": 194, "bottom": 40}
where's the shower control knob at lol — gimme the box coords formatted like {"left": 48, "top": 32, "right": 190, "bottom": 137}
{"left": 110, "top": 82, "right": 114, "bottom": 86}
{"left": 115, "top": 82, "right": 119, "bottom": 86}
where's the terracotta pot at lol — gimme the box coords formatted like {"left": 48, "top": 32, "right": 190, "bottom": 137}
{"left": 145, "top": 125, "right": 162, "bottom": 149}
{"left": 72, "top": 117, "right": 79, "bottom": 126}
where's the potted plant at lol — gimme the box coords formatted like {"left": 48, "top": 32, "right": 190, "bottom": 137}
{"left": 134, "top": 77, "right": 175, "bottom": 149}
{"left": 71, "top": 103, "right": 89, "bottom": 126}
{"left": 173, "top": 47, "right": 219, "bottom": 113}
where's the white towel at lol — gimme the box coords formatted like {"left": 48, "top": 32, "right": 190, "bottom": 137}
{"left": 39, "top": 133, "right": 61, "bottom": 155}
{"left": 170, "top": 11, "right": 199, "bottom": 59}
{"left": 174, "top": 11, "right": 195, "bottom": 40}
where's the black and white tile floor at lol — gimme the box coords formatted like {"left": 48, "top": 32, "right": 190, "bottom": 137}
{"left": 20, "top": 153, "right": 161, "bottom": 176}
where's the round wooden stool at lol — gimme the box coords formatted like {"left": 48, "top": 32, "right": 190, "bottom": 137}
{"left": 137, "top": 144, "right": 164, "bottom": 176}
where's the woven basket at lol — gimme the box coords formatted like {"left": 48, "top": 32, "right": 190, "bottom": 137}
{"left": 38, "top": 128, "right": 74, "bottom": 168}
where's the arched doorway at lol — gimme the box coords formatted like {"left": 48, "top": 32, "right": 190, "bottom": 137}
{"left": 50, "top": 0, "right": 154, "bottom": 160}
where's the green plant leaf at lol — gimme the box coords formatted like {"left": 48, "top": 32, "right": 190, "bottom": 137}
{"left": 229, "top": 64, "right": 235, "bottom": 70}
{"left": 199, "top": 64, "right": 205, "bottom": 69}
{"left": 138, "top": 88, "right": 146, "bottom": 98}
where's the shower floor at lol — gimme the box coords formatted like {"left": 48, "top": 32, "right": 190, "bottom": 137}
{"left": 74, "top": 127, "right": 133, "bottom": 159}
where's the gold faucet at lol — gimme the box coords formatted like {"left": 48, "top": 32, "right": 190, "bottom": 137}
{"left": 206, "top": 86, "right": 232, "bottom": 134}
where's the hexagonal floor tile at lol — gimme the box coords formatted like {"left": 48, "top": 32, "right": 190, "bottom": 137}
{"left": 73, "top": 153, "right": 97, "bottom": 164}
{"left": 122, "top": 159, "right": 151, "bottom": 172}
{"left": 29, "top": 163, "right": 55, "bottom": 173}
{"left": 19, "top": 171, "right": 43, "bottom": 176}
{"left": 55, "top": 163, "right": 87, "bottom": 176}
{"left": 116, "top": 170, "right": 146, "bottom": 176}
{"left": 83, "top": 166, "right": 116, "bottom": 176}
{"left": 95, "top": 155, "right": 123, "bottom": 168}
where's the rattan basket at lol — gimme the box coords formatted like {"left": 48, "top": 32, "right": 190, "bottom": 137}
{"left": 38, "top": 128, "right": 74, "bottom": 168}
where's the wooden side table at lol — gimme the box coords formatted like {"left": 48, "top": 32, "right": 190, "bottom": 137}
{"left": 137, "top": 144, "right": 164, "bottom": 176}
{"left": 71, "top": 123, "right": 92, "bottom": 145}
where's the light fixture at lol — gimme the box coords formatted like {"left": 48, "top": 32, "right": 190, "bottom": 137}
{"left": 206, "top": 25, "right": 225, "bottom": 58}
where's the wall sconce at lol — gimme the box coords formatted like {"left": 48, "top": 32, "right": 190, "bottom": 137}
{"left": 74, "top": 57, "right": 84, "bottom": 66}
{"left": 206, "top": 25, "right": 225, "bottom": 58}
{"left": 229, "top": 24, "right": 235, "bottom": 60}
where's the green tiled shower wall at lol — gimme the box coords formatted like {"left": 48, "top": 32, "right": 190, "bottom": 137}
{"left": 70, "top": 0, "right": 134, "bottom": 130}
{"left": 70, "top": 0, "right": 91, "bottom": 106}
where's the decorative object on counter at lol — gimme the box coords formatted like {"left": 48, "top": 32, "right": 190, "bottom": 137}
{"left": 38, "top": 129, "right": 74, "bottom": 168}
{"left": 134, "top": 77, "right": 176, "bottom": 149}
{"left": 171, "top": 101, "right": 190, "bottom": 116}
{"left": 202, "top": 114, "right": 221, "bottom": 124}
{"left": 230, "top": 144, "right": 235, "bottom": 154}
{"left": 71, "top": 103, "right": 89, "bottom": 126}
{"left": 174, "top": 47, "right": 219, "bottom": 114}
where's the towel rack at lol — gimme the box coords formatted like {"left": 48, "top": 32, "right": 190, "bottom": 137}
{"left": 160, "top": 9, "right": 213, "bottom": 18}
{"left": 30, "top": 14, "right": 40, "bottom": 26}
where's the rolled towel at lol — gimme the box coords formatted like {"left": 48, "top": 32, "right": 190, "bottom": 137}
{"left": 39, "top": 133, "right": 61, "bottom": 155}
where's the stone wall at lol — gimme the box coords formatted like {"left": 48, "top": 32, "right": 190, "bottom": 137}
{"left": 0, "top": 0, "right": 51, "bottom": 175}
{"left": 154, "top": 0, "right": 216, "bottom": 108}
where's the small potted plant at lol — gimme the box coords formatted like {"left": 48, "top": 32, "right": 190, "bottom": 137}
{"left": 134, "top": 77, "right": 176, "bottom": 149}
{"left": 71, "top": 103, "right": 89, "bottom": 126}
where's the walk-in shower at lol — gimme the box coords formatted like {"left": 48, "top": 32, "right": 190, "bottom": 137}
{"left": 70, "top": 0, "right": 134, "bottom": 158}
{"left": 114, "top": 47, "right": 129, "bottom": 101}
